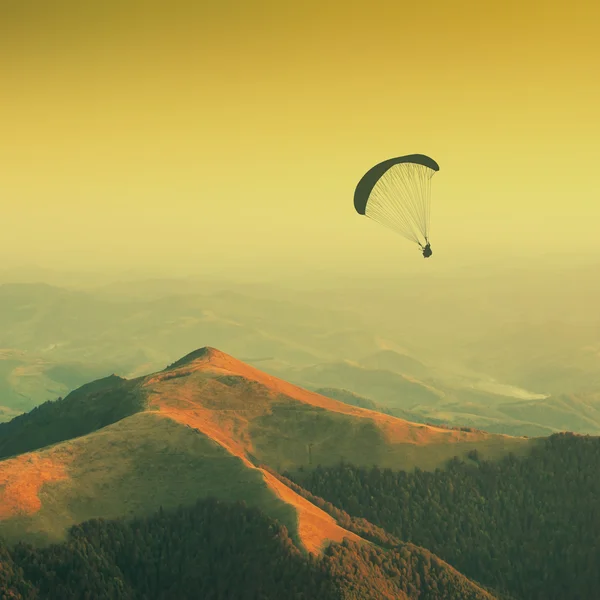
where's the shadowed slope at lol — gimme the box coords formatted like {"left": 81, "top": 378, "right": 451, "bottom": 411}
{"left": 0, "top": 374, "right": 144, "bottom": 459}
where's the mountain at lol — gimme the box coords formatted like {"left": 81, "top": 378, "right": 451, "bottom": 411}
{"left": 313, "top": 387, "right": 395, "bottom": 415}
{"left": 313, "top": 384, "right": 561, "bottom": 438}
{"left": 360, "top": 349, "right": 432, "bottom": 379}
{"left": 399, "top": 386, "right": 600, "bottom": 438}
{"left": 0, "top": 347, "right": 530, "bottom": 549}
{"left": 276, "top": 360, "right": 445, "bottom": 412}
{"left": 459, "top": 321, "right": 600, "bottom": 395}
{"left": 312, "top": 387, "right": 448, "bottom": 427}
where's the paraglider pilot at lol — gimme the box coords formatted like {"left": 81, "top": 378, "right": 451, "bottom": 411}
{"left": 353, "top": 154, "right": 440, "bottom": 261}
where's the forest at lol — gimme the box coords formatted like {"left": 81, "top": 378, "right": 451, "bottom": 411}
{"left": 0, "top": 497, "right": 496, "bottom": 600}
{"left": 287, "top": 433, "right": 600, "bottom": 600}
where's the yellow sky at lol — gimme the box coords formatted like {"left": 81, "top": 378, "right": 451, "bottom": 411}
{"left": 2, "top": 0, "right": 599, "bottom": 278}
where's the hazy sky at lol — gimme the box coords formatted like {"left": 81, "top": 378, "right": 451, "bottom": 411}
{"left": 2, "top": 0, "right": 600, "bottom": 279}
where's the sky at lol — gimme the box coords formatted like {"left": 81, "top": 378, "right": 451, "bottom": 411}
{"left": 2, "top": 0, "right": 600, "bottom": 280}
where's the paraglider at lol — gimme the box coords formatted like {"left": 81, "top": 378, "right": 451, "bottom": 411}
{"left": 353, "top": 154, "right": 439, "bottom": 258}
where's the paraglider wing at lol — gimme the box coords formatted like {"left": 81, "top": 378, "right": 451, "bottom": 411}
{"left": 354, "top": 154, "right": 439, "bottom": 247}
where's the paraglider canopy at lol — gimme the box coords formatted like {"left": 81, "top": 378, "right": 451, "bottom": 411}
{"left": 354, "top": 154, "right": 439, "bottom": 253}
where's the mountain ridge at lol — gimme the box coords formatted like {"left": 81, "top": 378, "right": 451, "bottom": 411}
{"left": 0, "top": 346, "right": 532, "bottom": 556}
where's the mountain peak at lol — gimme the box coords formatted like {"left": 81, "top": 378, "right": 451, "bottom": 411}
{"left": 165, "top": 346, "right": 226, "bottom": 370}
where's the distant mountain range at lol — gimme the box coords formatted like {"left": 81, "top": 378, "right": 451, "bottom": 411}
{"left": 2, "top": 280, "right": 600, "bottom": 439}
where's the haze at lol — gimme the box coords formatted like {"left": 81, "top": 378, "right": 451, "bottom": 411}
{"left": 2, "top": 0, "right": 600, "bottom": 434}
{"left": 2, "top": 0, "right": 600, "bottom": 278}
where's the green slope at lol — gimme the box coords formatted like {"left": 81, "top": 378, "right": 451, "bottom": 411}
{"left": 0, "top": 412, "right": 297, "bottom": 547}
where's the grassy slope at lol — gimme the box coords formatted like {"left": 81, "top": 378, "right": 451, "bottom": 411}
{"left": 0, "top": 412, "right": 356, "bottom": 553}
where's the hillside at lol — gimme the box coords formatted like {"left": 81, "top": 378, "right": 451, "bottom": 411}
{"left": 0, "top": 347, "right": 531, "bottom": 551}
{"left": 0, "top": 410, "right": 360, "bottom": 553}
{"left": 290, "top": 432, "right": 600, "bottom": 600}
